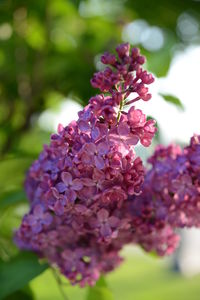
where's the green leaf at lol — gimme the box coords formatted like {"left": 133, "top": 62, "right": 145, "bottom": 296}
{"left": 86, "top": 276, "right": 114, "bottom": 300}
{"left": 147, "top": 50, "right": 172, "bottom": 78}
{"left": 0, "top": 158, "right": 32, "bottom": 193}
{"left": 3, "top": 285, "right": 34, "bottom": 300}
{"left": 147, "top": 250, "right": 159, "bottom": 259}
{"left": 0, "top": 251, "right": 48, "bottom": 300}
{"left": 0, "top": 190, "right": 27, "bottom": 209}
{"left": 159, "top": 93, "right": 184, "bottom": 110}
{"left": 25, "top": 17, "right": 46, "bottom": 50}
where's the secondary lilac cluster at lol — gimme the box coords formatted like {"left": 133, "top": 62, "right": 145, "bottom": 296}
{"left": 15, "top": 43, "right": 158, "bottom": 286}
{"left": 131, "top": 135, "right": 200, "bottom": 256}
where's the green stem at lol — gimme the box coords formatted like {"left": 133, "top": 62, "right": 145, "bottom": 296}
{"left": 117, "top": 99, "right": 124, "bottom": 122}
{"left": 51, "top": 267, "right": 70, "bottom": 300}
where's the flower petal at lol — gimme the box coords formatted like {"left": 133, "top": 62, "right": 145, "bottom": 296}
{"left": 97, "top": 208, "right": 109, "bottom": 222}
{"left": 61, "top": 172, "right": 73, "bottom": 186}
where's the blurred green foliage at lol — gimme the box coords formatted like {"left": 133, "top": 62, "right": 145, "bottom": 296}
{"left": 0, "top": 0, "right": 199, "bottom": 157}
{"left": 87, "top": 277, "right": 114, "bottom": 300}
{"left": 0, "top": 252, "right": 47, "bottom": 299}
{"left": 0, "top": 0, "right": 200, "bottom": 299}
{"left": 3, "top": 286, "right": 34, "bottom": 300}
{"left": 30, "top": 249, "right": 200, "bottom": 300}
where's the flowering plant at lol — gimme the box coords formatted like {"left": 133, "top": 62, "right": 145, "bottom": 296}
{"left": 15, "top": 43, "right": 200, "bottom": 290}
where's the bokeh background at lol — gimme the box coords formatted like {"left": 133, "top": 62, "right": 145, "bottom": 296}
{"left": 0, "top": 0, "right": 200, "bottom": 299}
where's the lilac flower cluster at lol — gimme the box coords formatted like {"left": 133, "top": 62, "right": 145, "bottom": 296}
{"left": 15, "top": 43, "right": 158, "bottom": 286}
{"left": 131, "top": 135, "right": 200, "bottom": 256}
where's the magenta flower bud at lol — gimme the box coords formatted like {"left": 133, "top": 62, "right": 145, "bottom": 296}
{"left": 137, "top": 55, "right": 146, "bottom": 65}
{"left": 131, "top": 47, "right": 140, "bottom": 59}
{"left": 116, "top": 43, "right": 130, "bottom": 58}
{"left": 101, "top": 52, "right": 117, "bottom": 65}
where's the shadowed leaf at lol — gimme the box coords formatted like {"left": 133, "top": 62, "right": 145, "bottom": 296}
{"left": 0, "top": 190, "right": 27, "bottom": 209}
{"left": 3, "top": 285, "right": 34, "bottom": 300}
{"left": 0, "top": 252, "right": 48, "bottom": 300}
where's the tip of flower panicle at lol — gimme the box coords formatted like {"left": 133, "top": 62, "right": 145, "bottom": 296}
{"left": 116, "top": 43, "right": 130, "bottom": 59}
{"left": 90, "top": 43, "right": 154, "bottom": 102}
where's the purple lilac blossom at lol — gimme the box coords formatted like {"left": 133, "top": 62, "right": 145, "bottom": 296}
{"left": 15, "top": 43, "right": 158, "bottom": 286}
{"left": 130, "top": 135, "right": 200, "bottom": 256}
